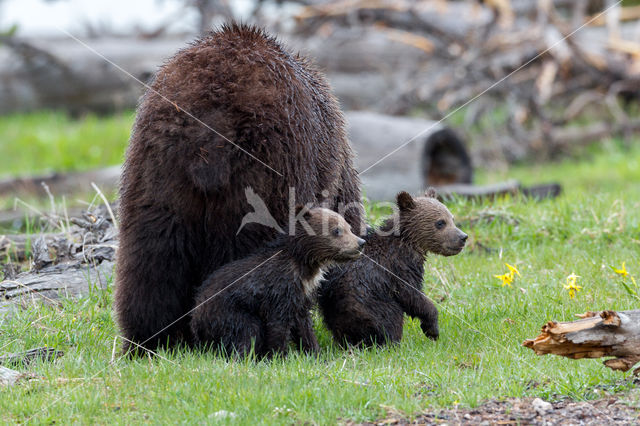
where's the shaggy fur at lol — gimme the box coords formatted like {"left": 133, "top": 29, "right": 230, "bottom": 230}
{"left": 190, "top": 208, "right": 365, "bottom": 358}
{"left": 318, "top": 189, "right": 467, "bottom": 346}
{"left": 115, "top": 23, "right": 364, "bottom": 354}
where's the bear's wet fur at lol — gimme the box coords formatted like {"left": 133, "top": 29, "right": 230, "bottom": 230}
{"left": 190, "top": 207, "right": 365, "bottom": 358}
{"left": 114, "top": 23, "right": 364, "bottom": 354}
{"left": 318, "top": 189, "right": 467, "bottom": 347}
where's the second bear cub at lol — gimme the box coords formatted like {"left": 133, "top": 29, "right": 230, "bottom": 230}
{"left": 318, "top": 189, "right": 467, "bottom": 346}
{"left": 191, "top": 207, "right": 365, "bottom": 358}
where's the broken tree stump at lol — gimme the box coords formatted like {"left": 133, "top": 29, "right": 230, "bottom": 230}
{"left": 523, "top": 310, "right": 640, "bottom": 372}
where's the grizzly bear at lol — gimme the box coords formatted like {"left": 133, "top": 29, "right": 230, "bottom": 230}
{"left": 115, "top": 23, "right": 364, "bottom": 354}
{"left": 190, "top": 207, "right": 365, "bottom": 358}
{"left": 318, "top": 189, "right": 467, "bottom": 346}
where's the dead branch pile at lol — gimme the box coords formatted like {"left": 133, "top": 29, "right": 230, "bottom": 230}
{"left": 1, "top": 1, "right": 638, "bottom": 166}
{"left": 0, "top": 203, "right": 117, "bottom": 317}
{"left": 292, "top": 0, "right": 640, "bottom": 164}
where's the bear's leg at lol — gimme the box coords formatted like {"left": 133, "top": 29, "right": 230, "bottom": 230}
{"left": 224, "top": 313, "right": 263, "bottom": 358}
{"left": 292, "top": 314, "right": 320, "bottom": 354}
{"left": 263, "top": 321, "right": 291, "bottom": 358}
{"left": 356, "top": 324, "right": 401, "bottom": 347}
{"left": 395, "top": 285, "right": 439, "bottom": 340}
{"left": 115, "top": 222, "right": 198, "bottom": 354}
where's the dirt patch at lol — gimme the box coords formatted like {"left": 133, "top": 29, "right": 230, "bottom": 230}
{"left": 356, "top": 394, "right": 640, "bottom": 425}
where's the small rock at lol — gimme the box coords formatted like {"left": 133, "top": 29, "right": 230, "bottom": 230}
{"left": 532, "top": 397, "right": 553, "bottom": 415}
{"left": 0, "top": 366, "right": 25, "bottom": 387}
{"left": 210, "top": 410, "right": 237, "bottom": 420}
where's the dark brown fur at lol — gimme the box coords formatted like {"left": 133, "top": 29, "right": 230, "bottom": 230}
{"left": 115, "top": 23, "right": 364, "bottom": 354}
{"left": 190, "top": 208, "right": 365, "bottom": 358}
{"left": 318, "top": 190, "right": 467, "bottom": 347}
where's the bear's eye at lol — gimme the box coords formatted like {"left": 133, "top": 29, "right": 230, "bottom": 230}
{"left": 435, "top": 220, "right": 446, "bottom": 230}
{"left": 333, "top": 227, "right": 343, "bottom": 236}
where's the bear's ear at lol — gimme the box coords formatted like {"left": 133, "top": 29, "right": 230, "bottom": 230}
{"left": 295, "top": 204, "right": 312, "bottom": 219}
{"left": 396, "top": 191, "right": 416, "bottom": 211}
{"left": 425, "top": 187, "right": 437, "bottom": 198}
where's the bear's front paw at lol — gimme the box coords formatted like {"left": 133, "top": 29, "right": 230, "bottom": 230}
{"left": 301, "top": 340, "right": 320, "bottom": 354}
{"left": 421, "top": 322, "right": 439, "bottom": 340}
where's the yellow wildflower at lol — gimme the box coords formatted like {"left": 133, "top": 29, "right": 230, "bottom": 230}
{"left": 494, "top": 263, "right": 520, "bottom": 287}
{"left": 494, "top": 272, "right": 513, "bottom": 287}
{"left": 505, "top": 263, "right": 521, "bottom": 278}
{"left": 612, "top": 262, "right": 637, "bottom": 286}
{"left": 612, "top": 262, "right": 629, "bottom": 278}
{"left": 564, "top": 273, "right": 582, "bottom": 299}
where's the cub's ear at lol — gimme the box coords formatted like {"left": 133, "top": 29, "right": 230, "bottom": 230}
{"left": 425, "top": 187, "right": 437, "bottom": 198}
{"left": 396, "top": 191, "right": 416, "bottom": 211}
{"left": 295, "top": 204, "right": 312, "bottom": 219}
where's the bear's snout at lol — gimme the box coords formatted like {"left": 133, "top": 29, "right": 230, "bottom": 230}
{"left": 357, "top": 237, "right": 366, "bottom": 248}
{"left": 458, "top": 231, "right": 468, "bottom": 244}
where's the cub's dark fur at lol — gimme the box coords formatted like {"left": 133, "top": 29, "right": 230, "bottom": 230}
{"left": 318, "top": 190, "right": 467, "bottom": 346}
{"left": 190, "top": 208, "right": 365, "bottom": 358}
{"left": 115, "top": 23, "right": 364, "bottom": 353}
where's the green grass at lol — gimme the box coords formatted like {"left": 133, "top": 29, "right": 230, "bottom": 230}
{"left": 0, "top": 111, "right": 133, "bottom": 178}
{"left": 1, "top": 118, "right": 640, "bottom": 423}
{"left": 0, "top": 111, "right": 131, "bottom": 213}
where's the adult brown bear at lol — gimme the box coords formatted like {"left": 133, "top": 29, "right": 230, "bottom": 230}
{"left": 115, "top": 23, "right": 364, "bottom": 354}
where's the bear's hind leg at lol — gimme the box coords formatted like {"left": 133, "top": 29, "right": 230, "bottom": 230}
{"left": 220, "top": 312, "right": 263, "bottom": 358}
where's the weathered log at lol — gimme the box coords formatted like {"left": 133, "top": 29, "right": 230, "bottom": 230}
{"left": 523, "top": 310, "right": 640, "bottom": 372}
{"left": 0, "top": 260, "right": 115, "bottom": 317}
{"left": 0, "top": 204, "right": 118, "bottom": 317}
{"left": 346, "top": 111, "right": 471, "bottom": 201}
{"left": 0, "top": 36, "right": 188, "bottom": 115}
{"left": 0, "top": 347, "right": 63, "bottom": 367}
{"left": 0, "top": 234, "right": 30, "bottom": 261}
{"left": 0, "top": 113, "right": 472, "bottom": 204}
{"left": 435, "top": 181, "right": 561, "bottom": 201}
{"left": 0, "top": 165, "right": 121, "bottom": 198}
{"left": 0, "top": 207, "right": 86, "bottom": 230}
{"left": 0, "top": 233, "right": 70, "bottom": 262}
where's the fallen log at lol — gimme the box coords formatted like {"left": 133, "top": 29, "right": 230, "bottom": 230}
{"left": 0, "top": 36, "right": 188, "bottom": 115}
{"left": 0, "top": 165, "right": 121, "bottom": 198}
{"left": 435, "top": 181, "right": 562, "bottom": 201}
{"left": 0, "top": 260, "right": 115, "bottom": 317}
{"left": 0, "top": 112, "right": 470, "bottom": 204}
{"left": 0, "top": 347, "right": 63, "bottom": 367}
{"left": 0, "top": 233, "right": 67, "bottom": 262}
{"left": 523, "top": 310, "right": 640, "bottom": 372}
{"left": 0, "top": 204, "right": 118, "bottom": 317}
{"left": 346, "top": 111, "right": 471, "bottom": 201}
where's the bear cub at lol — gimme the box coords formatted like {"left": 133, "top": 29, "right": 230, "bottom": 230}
{"left": 191, "top": 207, "right": 365, "bottom": 358}
{"left": 318, "top": 189, "right": 467, "bottom": 346}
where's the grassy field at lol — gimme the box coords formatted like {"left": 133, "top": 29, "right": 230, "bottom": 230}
{"left": 1, "top": 113, "right": 640, "bottom": 423}
{"left": 0, "top": 111, "right": 133, "bottom": 178}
